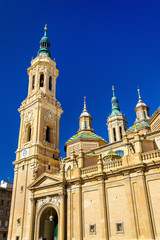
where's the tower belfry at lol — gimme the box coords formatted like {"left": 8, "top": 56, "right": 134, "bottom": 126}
{"left": 135, "top": 88, "right": 150, "bottom": 124}
{"left": 8, "top": 26, "right": 63, "bottom": 240}
{"left": 107, "top": 86, "right": 128, "bottom": 143}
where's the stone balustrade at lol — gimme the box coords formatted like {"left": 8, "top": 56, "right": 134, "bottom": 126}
{"left": 81, "top": 165, "right": 98, "bottom": 175}
{"left": 141, "top": 149, "right": 160, "bottom": 161}
{"left": 103, "top": 159, "right": 122, "bottom": 170}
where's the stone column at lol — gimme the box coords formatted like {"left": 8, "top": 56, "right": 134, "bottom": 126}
{"left": 59, "top": 191, "right": 65, "bottom": 240}
{"left": 28, "top": 196, "right": 35, "bottom": 240}
{"left": 98, "top": 177, "right": 108, "bottom": 240}
{"left": 67, "top": 186, "right": 71, "bottom": 240}
{"left": 116, "top": 124, "right": 120, "bottom": 141}
{"left": 77, "top": 183, "right": 83, "bottom": 240}
{"left": 133, "top": 171, "right": 154, "bottom": 239}
{"left": 123, "top": 172, "right": 138, "bottom": 239}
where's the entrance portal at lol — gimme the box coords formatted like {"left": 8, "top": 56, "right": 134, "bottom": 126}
{"left": 39, "top": 207, "right": 58, "bottom": 240}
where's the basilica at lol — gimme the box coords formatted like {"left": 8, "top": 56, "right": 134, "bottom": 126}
{"left": 8, "top": 26, "right": 160, "bottom": 240}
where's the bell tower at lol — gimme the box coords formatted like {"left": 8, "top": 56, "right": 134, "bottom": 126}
{"left": 107, "top": 86, "right": 128, "bottom": 143}
{"left": 8, "top": 26, "right": 63, "bottom": 240}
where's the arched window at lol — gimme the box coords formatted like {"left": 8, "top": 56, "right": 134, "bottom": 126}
{"left": 119, "top": 126, "right": 122, "bottom": 140}
{"left": 49, "top": 76, "right": 52, "bottom": 91}
{"left": 46, "top": 126, "right": 51, "bottom": 143}
{"left": 32, "top": 75, "right": 35, "bottom": 90}
{"left": 85, "top": 121, "right": 88, "bottom": 129}
{"left": 115, "top": 150, "right": 124, "bottom": 158}
{"left": 27, "top": 125, "right": 31, "bottom": 142}
{"left": 113, "top": 128, "right": 116, "bottom": 142}
{"left": 40, "top": 74, "right": 44, "bottom": 87}
{"left": 139, "top": 111, "right": 142, "bottom": 120}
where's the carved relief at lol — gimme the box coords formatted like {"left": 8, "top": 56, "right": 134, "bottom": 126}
{"left": 37, "top": 196, "right": 61, "bottom": 211}
{"left": 24, "top": 110, "right": 34, "bottom": 123}
{"left": 44, "top": 109, "right": 54, "bottom": 121}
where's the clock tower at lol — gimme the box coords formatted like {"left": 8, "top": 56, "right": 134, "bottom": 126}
{"left": 8, "top": 26, "right": 63, "bottom": 240}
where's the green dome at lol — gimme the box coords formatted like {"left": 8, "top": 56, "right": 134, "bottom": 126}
{"left": 40, "top": 36, "right": 50, "bottom": 45}
{"left": 110, "top": 87, "right": 121, "bottom": 116}
{"left": 38, "top": 25, "right": 51, "bottom": 57}
{"left": 67, "top": 131, "right": 107, "bottom": 143}
{"left": 111, "top": 96, "right": 118, "bottom": 103}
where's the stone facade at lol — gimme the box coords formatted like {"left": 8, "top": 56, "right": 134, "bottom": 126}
{"left": 8, "top": 28, "right": 160, "bottom": 240}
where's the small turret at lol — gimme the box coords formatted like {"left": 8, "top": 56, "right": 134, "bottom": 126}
{"left": 38, "top": 25, "right": 51, "bottom": 57}
{"left": 111, "top": 86, "right": 121, "bottom": 116}
{"left": 78, "top": 97, "right": 94, "bottom": 133}
{"left": 107, "top": 86, "right": 128, "bottom": 143}
{"left": 135, "top": 88, "right": 150, "bottom": 124}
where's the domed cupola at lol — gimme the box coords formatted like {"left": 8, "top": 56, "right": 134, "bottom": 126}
{"left": 38, "top": 25, "right": 51, "bottom": 57}
{"left": 107, "top": 86, "right": 128, "bottom": 143}
{"left": 78, "top": 97, "right": 94, "bottom": 133}
{"left": 111, "top": 86, "right": 121, "bottom": 116}
{"left": 135, "top": 88, "right": 150, "bottom": 124}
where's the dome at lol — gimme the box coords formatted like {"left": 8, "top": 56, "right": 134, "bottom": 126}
{"left": 67, "top": 131, "right": 107, "bottom": 143}
{"left": 38, "top": 25, "right": 51, "bottom": 58}
{"left": 40, "top": 36, "right": 50, "bottom": 45}
{"left": 80, "top": 111, "right": 91, "bottom": 117}
{"left": 111, "top": 96, "right": 118, "bottom": 103}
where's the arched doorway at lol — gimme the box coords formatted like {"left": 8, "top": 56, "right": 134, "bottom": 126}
{"left": 39, "top": 206, "right": 58, "bottom": 240}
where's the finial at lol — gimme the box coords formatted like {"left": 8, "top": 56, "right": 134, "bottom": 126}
{"left": 83, "top": 96, "right": 87, "bottom": 111}
{"left": 44, "top": 24, "right": 47, "bottom": 36}
{"left": 112, "top": 86, "right": 115, "bottom": 96}
{"left": 137, "top": 87, "right": 141, "bottom": 100}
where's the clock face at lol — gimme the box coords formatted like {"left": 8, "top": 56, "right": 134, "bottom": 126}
{"left": 22, "top": 149, "right": 29, "bottom": 158}
{"left": 23, "top": 150, "right": 27, "bottom": 157}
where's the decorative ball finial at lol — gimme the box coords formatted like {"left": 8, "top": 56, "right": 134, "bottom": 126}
{"left": 44, "top": 24, "right": 47, "bottom": 31}
{"left": 112, "top": 86, "right": 115, "bottom": 96}
{"left": 137, "top": 87, "right": 141, "bottom": 99}
{"left": 44, "top": 24, "right": 47, "bottom": 36}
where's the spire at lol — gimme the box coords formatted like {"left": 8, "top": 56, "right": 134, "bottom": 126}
{"left": 38, "top": 25, "right": 51, "bottom": 57}
{"left": 135, "top": 88, "right": 149, "bottom": 124}
{"left": 136, "top": 88, "right": 146, "bottom": 107}
{"left": 111, "top": 86, "right": 121, "bottom": 116}
{"left": 78, "top": 97, "right": 94, "bottom": 133}
{"left": 80, "top": 97, "right": 91, "bottom": 117}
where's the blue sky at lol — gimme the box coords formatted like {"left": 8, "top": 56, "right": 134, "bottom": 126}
{"left": 1, "top": 0, "right": 160, "bottom": 181}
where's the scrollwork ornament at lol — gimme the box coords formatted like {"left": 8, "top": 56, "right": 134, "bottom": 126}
{"left": 44, "top": 109, "right": 54, "bottom": 121}
{"left": 37, "top": 195, "right": 61, "bottom": 211}
{"left": 24, "top": 110, "right": 34, "bottom": 123}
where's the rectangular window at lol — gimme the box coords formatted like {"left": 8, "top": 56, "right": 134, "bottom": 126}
{"left": 22, "top": 165, "right": 25, "bottom": 171}
{"left": 0, "top": 210, "right": 3, "bottom": 216}
{"left": 5, "top": 220, "right": 8, "bottom": 227}
{"left": 6, "top": 210, "right": 10, "bottom": 216}
{"left": 139, "top": 111, "right": 142, "bottom": 120}
{"left": 7, "top": 200, "right": 11, "bottom": 206}
{"left": 20, "top": 186, "right": 24, "bottom": 192}
{"left": 144, "top": 111, "right": 147, "bottom": 119}
{"left": 89, "top": 224, "right": 96, "bottom": 235}
{"left": 1, "top": 200, "right": 4, "bottom": 205}
{"left": 85, "top": 121, "right": 88, "bottom": 129}
{"left": 3, "top": 232, "right": 7, "bottom": 238}
{"left": 0, "top": 220, "right": 2, "bottom": 227}
{"left": 116, "top": 222, "right": 124, "bottom": 233}
{"left": 113, "top": 128, "right": 116, "bottom": 142}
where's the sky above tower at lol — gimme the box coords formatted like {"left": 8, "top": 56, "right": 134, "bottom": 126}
{"left": 1, "top": 0, "right": 160, "bottom": 181}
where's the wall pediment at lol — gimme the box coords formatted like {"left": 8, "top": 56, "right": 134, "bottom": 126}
{"left": 28, "top": 172, "right": 63, "bottom": 190}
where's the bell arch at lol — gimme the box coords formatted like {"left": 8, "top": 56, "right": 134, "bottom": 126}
{"left": 35, "top": 202, "right": 60, "bottom": 240}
